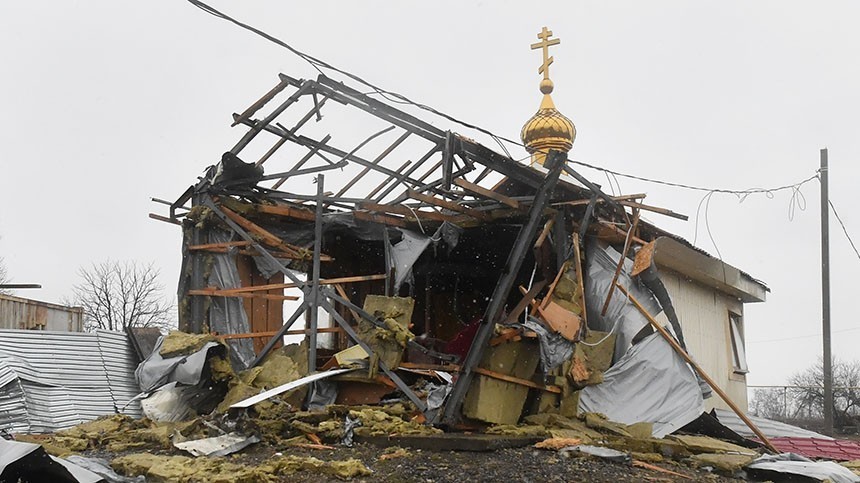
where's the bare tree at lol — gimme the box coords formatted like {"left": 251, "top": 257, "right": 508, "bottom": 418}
{"left": 751, "top": 387, "right": 791, "bottom": 420}
{"left": 71, "top": 260, "right": 173, "bottom": 331}
{"left": 0, "top": 257, "right": 10, "bottom": 295}
{"left": 789, "top": 358, "right": 860, "bottom": 429}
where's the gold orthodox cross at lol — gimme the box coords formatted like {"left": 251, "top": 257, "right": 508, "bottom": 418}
{"left": 530, "top": 26, "right": 560, "bottom": 80}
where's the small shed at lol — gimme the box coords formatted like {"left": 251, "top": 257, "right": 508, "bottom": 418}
{"left": 0, "top": 294, "right": 84, "bottom": 332}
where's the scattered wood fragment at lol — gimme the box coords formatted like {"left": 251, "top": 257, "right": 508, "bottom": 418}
{"left": 632, "top": 460, "right": 691, "bottom": 479}
{"left": 292, "top": 443, "right": 336, "bottom": 451}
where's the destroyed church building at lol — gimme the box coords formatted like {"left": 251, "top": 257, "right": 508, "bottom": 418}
{"left": 153, "top": 28, "right": 767, "bottom": 434}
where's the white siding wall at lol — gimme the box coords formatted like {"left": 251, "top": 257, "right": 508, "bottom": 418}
{"left": 655, "top": 268, "right": 748, "bottom": 412}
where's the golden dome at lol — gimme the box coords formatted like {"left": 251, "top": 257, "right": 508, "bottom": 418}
{"left": 520, "top": 92, "right": 576, "bottom": 155}
{"left": 521, "top": 26, "right": 575, "bottom": 165}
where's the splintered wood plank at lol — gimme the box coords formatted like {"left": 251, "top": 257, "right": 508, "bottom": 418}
{"left": 454, "top": 178, "right": 521, "bottom": 209}
{"left": 188, "top": 289, "right": 299, "bottom": 301}
{"left": 255, "top": 203, "right": 316, "bottom": 221}
{"left": 632, "top": 240, "right": 657, "bottom": 277}
{"left": 209, "top": 274, "right": 388, "bottom": 295}
{"left": 406, "top": 189, "right": 490, "bottom": 221}
{"left": 534, "top": 217, "right": 556, "bottom": 249}
{"left": 618, "top": 200, "right": 688, "bottom": 221}
{"left": 537, "top": 301, "right": 581, "bottom": 342}
{"left": 541, "top": 260, "right": 569, "bottom": 309}
{"left": 188, "top": 241, "right": 253, "bottom": 251}
{"left": 501, "top": 280, "right": 548, "bottom": 325}
{"left": 149, "top": 213, "right": 181, "bottom": 226}
{"left": 596, "top": 220, "right": 647, "bottom": 245}
{"left": 219, "top": 205, "right": 302, "bottom": 256}
{"left": 238, "top": 248, "right": 332, "bottom": 262}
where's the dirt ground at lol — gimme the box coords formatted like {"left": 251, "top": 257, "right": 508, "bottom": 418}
{"left": 94, "top": 441, "right": 745, "bottom": 482}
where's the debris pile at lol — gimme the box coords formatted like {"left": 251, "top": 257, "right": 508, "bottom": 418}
{"left": 2, "top": 34, "right": 851, "bottom": 480}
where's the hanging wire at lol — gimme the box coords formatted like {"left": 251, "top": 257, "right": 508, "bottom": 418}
{"left": 187, "top": 0, "right": 824, "bottom": 212}
{"left": 830, "top": 199, "right": 860, "bottom": 262}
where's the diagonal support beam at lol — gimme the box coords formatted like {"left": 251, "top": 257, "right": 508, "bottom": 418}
{"left": 318, "top": 297, "right": 427, "bottom": 412}
{"left": 440, "top": 150, "right": 566, "bottom": 425}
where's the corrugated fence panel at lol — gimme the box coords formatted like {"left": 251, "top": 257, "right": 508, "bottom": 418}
{"left": 0, "top": 329, "right": 143, "bottom": 433}
{"left": 0, "top": 379, "right": 30, "bottom": 434}
{"left": 96, "top": 330, "right": 143, "bottom": 417}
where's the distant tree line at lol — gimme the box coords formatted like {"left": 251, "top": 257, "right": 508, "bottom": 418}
{"left": 751, "top": 358, "right": 860, "bottom": 433}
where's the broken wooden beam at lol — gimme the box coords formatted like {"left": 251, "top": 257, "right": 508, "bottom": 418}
{"left": 187, "top": 289, "right": 299, "bottom": 301}
{"left": 500, "top": 280, "right": 548, "bottom": 325}
{"left": 188, "top": 241, "right": 253, "bottom": 251}
{"left": 407, "top": 189, "right": 490, "bottom": 221}
{"left": 472, "top": 367, "right": 562, "bottom": 394}
{"left": 454, "top": 178, "right": 521, "bottom": 209}
{"left": 214, "top": 327, "right": 344, "bottom": 340}
{"left": 254, "top": 203, "right": 316, "bottom": 221}
{"left": 596, "top": 220, "right": 648, "bottom": 245}
{"left": 601, "top": 209, "right": 641, "bottom": 316}
{"left": 615, "top": 282, "right": 779, "bottom": 454}
{"left": 148, "top": 213, "right": 181, "bottom": 226}
{"left": 204, "top": 274, "right": 387, "bottom": 295}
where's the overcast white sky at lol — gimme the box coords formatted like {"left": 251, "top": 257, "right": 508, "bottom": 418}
{"left": 1, "top": 1, "right": 858, "bottom": 387}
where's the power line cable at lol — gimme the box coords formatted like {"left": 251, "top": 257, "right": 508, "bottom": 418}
{"left": 829, "top": 199, "right": 860, "bottom": 262}
{"left": 748, "top": 326, "right": 860, "bottom": 344}
{"left": 186, "top": 0, "right": 526, "bottom": 151}
{"left": 186, "top": 0, "right": 829, "bottom": 212}
{"left": 571, "top": 159, "right": 820, "bottom": 197}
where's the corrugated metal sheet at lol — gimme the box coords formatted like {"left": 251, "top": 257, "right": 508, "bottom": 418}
{"left": 713, "top": 408, "right": 832, "bottom": 440}
{"left": 0, "top": 329, "right": 142, "bottom": 434}
{"left": 0, "top": 294, "right": 83, "bottom": 332}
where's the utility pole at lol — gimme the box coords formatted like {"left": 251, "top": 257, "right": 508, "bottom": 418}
{"left": 821, "top": 147, "right": 833, "bottom": 436}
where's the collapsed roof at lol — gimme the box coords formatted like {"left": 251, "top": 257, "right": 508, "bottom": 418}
{"left": 152, "top": 69, "right": 768, "bottom": 430}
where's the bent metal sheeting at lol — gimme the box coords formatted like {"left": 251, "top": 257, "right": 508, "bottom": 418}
{"left": 0, "top": 329, "right": 142, "bottom": 434}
